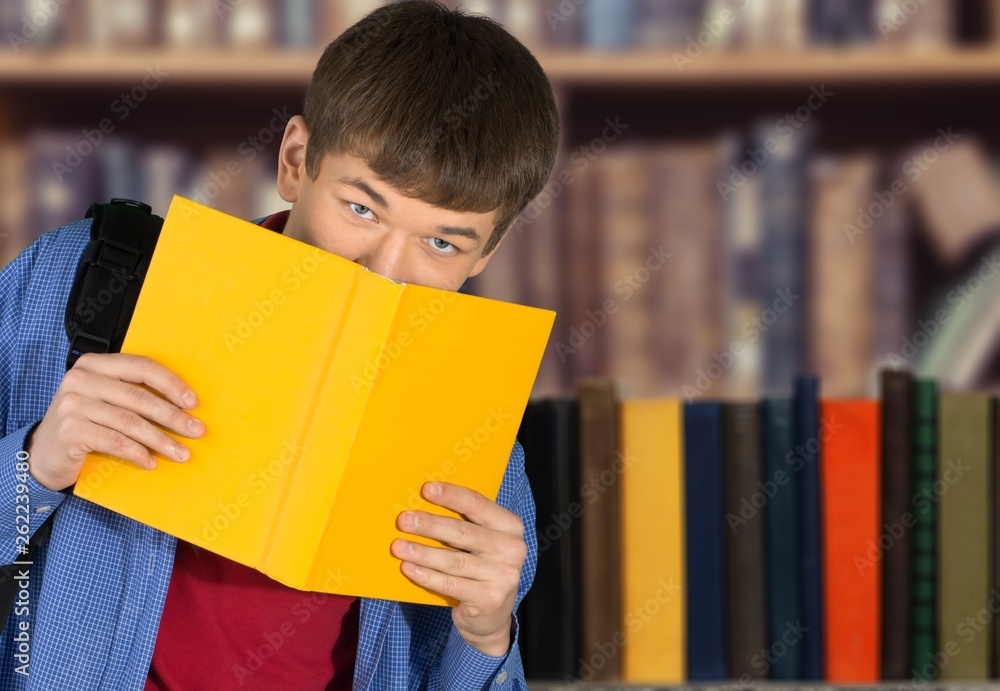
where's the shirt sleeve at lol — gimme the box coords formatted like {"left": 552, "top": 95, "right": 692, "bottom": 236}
{"left": 436, "top": 439, "right": 537, "bottom": 691}
{"left": 0, "top": 241, "right": 70, "bottom": 565}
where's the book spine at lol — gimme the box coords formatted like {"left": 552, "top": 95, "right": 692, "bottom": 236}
{"left": 821, "top": 399, "right": 881, "bottom": 682}
{"left": 910, "top": 379, "right": 938, "bottom": 682}
{"left": 994, "top": 395, "right": 1000, "bottom": 680}
{"left": 809, "top": 154, "right": 877, "bottom": 398}
{"left": 583, "top": 0, "right": 634, "bottom": 49}
{"left": 757, "top": 123, "right": 810, "bottom": 394}
{"left": 516, "top": 400, "right": 581, "bottom": 681}
{"left": 938, "top": 393, "right": 992, "bottom": 680}
{"left": 577, "top": 378, "right": 621, "bottom": 681}
{"left": 620, "top": 398, "right": 685, "bottom": 682}
{"left": 762, "top": 397, "right": 801, "bottom": 680}
{"left": 683, "top": 401, "right": 728, "bottom": 680}
{"left": 881, "top": 369, "right": 913, "bottom": 679}
{"left": 795, "top": 374, "right": 824, "bottom": 680}
{"left": 258, "top": 269, "right": 394, "bottom": 581}
{"left": 722, "top": 401, "right": 769, "bottom": 679}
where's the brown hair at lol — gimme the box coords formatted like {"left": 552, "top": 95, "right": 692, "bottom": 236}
{"left": 303, "top": 0, "right": 560, "bottom": 255}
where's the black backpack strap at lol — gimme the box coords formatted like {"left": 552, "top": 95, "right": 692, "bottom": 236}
{"left": 64, "top": 199, "right": 164, "bottom": 370}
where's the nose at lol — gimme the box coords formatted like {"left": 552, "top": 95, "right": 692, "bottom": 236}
{"left": 355, "top": 232, "right": 409, "bottom": 284}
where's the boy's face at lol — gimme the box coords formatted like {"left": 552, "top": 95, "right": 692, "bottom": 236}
{"left": 277, "top": 116, "right": 500, "bottom": 291}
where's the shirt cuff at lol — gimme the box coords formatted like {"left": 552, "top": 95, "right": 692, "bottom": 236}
{"left": 0, "top": 421, "right": 66, "bottom": 562}
{"left": 440, "top": 615, "right": 521, "bottom": 690}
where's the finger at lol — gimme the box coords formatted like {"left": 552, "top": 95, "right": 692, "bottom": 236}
{"left": 398, "top": 560, "right": 479, "bottom": 603}
{"left": 100, "top": 378, "right": 204, "bottom": 439}
{"left": 76, "top": 418, "right": 156, "bottom": 470}
{"left": 420, "top": 482, "right": 523, "bottom": 537}
{"left": 391, "top": 539, "right": 491, "bottom": 581}
{"left": 74, "top": 353, "right": 198, "bottom": 410}
{"left": 66, "top": 368, "right": 204, "bottom": 439}
{"left": 397, "top": 510, "right": 494, "bottom": 554}
{"left": 79, "top": 398, "right": 191, "bottom": 463}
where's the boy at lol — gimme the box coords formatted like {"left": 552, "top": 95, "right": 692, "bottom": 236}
{"left": 0, "top": 1, "right": 559, "bottom": 688}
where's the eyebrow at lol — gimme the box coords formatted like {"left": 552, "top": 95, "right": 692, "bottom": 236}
{"left": 435, "top": 225, "right": 482, "bottom": 244}
{"left": 339, "top": 177, "right": 389, "bottom": 210}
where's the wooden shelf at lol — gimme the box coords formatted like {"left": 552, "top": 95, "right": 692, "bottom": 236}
{"left": 0, "top": 48, "right": 999, "bottom": 87}
{"left": 538, "top": 47, "right": 1000, "bottom": 85}
{"left": 0, "top": 49, "right": 322, "bottom": 86}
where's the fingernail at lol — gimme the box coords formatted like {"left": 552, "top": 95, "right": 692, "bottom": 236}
{"left": 174, "top": 445, "right": 190, "bottom": 461}
{"left": 425, "top": 482, "right": 441, "bottom": 497}
{"left": 188, "top": 418, "right": 204, "bottom": 434}
{"left": 406, "top": 511, "right": 421, "bottom": 528}
{"left": 399, "top": 540, "right": 414, "bottom": 556}
{"left": 183, "top": 392, "right": 197, "bottom": 408}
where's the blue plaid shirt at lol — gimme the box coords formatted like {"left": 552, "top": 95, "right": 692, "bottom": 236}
{"left": 0, "top": 219, "right": 537, "bottom": 690}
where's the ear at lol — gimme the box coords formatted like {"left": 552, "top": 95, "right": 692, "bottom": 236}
{"left": 277, "top": 115, "right": 310, "bottom": 203}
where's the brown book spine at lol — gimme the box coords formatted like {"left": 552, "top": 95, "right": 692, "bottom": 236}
{"left": 577, "top": 378, "right": 621, "bottom": 681}
{"left": 723, "top": 401, "right": 768, "bottom": 678}
{"left": 880, "top": 369, "right": 913, "bottom": 679}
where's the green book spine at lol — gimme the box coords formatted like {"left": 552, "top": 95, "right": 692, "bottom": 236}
{"left": 938, "top": 392, "right": 992, "bottom": 680}
{"left": 910, "top": 379, "right": 937, "bottom": 682}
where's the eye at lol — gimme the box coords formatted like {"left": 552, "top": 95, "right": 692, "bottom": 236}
{"left": 348, "top": 202, "right": 376, "bottom": 220}
{"left": 429, "top": 238, "right": 457, "bottom": 254}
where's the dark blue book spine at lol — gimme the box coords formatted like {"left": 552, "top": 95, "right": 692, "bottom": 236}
{"left": 795, "top": 375, "right": 824, "bottom": 680}
{"left": 684, "top": 401, "right": 728, "bottom": 680}
{"left": 762, "top": 397, "right": 801, "bottom": 680}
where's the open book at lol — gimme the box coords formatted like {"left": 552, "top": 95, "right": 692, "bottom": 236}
{"left": 74, "top": 196, "right": 555, "bottom": 606}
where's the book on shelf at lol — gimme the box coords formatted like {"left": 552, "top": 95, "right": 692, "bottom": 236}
{"left": 516, "top": 398, "right": 581, "bottom": 681}
{"left": 810, "top": 154, "right": 877, "bottom": 399}
{"left": 937, "top": 393, "right": 992, "bottom": 680}
{"left": 795, "top": 375, "right": 825, "bottom": 680}
{"left": 619, "top": 398, "right": 686, "bottom": 683}
{"left": 910, "top": 379, "right": 938, "bottom": 683}
{"left": 683, "top": 401, "right": 728, "bottom": 681}
{"left": 721, "top": 401, "right": 768, "bottom": 680}
{"left": 577, "top": 378, "right": 622, "bottom": 682}
{"left": 821, "top": 399, "right": 881, "bottom": 682}
{"left": 73, "top": 196, "right": 555, "bottom": 606}
{"left": 761, "top": 396, "right": 802, "bottom": 680}
{"left": 880, "top": 370, "right": 913, "bottom": 680}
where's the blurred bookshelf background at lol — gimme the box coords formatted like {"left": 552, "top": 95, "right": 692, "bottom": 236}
{"left": 3, "top": 0, "right": 999, "bottom": 401}
{"left": 3, "top": 0, "right": 1000, "bottom": 688}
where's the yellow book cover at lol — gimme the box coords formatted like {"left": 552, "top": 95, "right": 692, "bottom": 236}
{"left": 73, "top": 196, "right": 555, "bottom": 606}
{"left": 619, "top": 398, "right": 686, "bottom": 682}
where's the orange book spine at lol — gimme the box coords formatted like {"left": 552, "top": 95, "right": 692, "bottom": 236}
{"left": 821, "top": 400, "right": 881, "bottom": 681}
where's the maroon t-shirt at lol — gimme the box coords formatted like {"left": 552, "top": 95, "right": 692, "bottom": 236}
{"left": 145, "top": 210, "right": 359, "bottom": 690}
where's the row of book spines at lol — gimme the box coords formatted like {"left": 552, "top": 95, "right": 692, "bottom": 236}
{"left": 5, "top": 0, "right": 995, "bottom": 53}
{"left": 0, "top": 136, "right": 286, "bottom": 271}
{"left": 525, "top": 376, "right": 1000, "bottom": 683}
{"left": 1, "top": 0, "right": 387, "bottom": 51}
{"left": 489, "top": 0, "right": 992, "bottom": 51}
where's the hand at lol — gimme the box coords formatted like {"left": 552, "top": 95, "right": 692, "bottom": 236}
{"left": 391, "top": 481, "right": 527, "bottom": 657}
{"left": 25, "top": 353, "right": 205, "bottom": 492}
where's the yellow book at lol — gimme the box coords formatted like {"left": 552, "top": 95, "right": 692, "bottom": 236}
{"left": 74, "top": 196, "right": 555, "bottom": 606}
{"left": 619, "top": 398, "right": 686, "bottom": 682}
